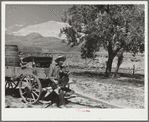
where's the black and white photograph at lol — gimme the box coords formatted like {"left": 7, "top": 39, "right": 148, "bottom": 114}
{"left": 1, "top": 1, "right": 148, "bottom": 121}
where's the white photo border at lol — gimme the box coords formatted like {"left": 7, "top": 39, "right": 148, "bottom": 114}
{"left": 1, "top": 1, "right": 148, "bottom": 121}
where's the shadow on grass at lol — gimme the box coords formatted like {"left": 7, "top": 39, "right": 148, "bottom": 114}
{"left": 72, "top": 71, "right": 108, "bottom": 79}
{"left": 72, "top": 70, "right": 144, "bottom": 79}
{"left": 71, "top": 69, "right": 144, "bottom": 85}
{"left": 118, "top": 72, "right": 144, "bottom": 79}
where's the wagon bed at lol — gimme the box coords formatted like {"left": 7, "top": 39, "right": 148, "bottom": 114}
{"left": 6, "top": 66, "right": 49, "bottom": 79}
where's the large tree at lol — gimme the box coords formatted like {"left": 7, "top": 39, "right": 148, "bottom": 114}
{"left": 59, "top": 5, "right": 144, "bottom": 77}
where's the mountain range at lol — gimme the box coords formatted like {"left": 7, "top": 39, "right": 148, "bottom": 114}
{"left": 11, "top": 21, "right": 70, "bottom": 39}
{"left": 5, "top": 33, "right": 81, "bottom": 53}
{"left": 5, "top": 21, "right": 81, "bottom": 52}
{"left": 5, "top": 20, "right": 106, "bottom": 53}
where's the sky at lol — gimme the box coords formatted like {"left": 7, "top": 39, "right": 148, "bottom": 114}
{"left": 5, "top": 5, "right": 71, "bottom": 33}
{"left": 5, "top": 4, "right": 145, "bottom": 34}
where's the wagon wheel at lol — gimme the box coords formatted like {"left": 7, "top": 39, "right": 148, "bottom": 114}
{"left": 5, "top": 77, "right": 19, "bottom": 90}
{"left": 19, "top": 74, "right": 42, "bottom": 104}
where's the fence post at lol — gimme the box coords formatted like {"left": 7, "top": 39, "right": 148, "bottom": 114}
{"left": 133, "top": 64, "right": 135, "bottom": 75}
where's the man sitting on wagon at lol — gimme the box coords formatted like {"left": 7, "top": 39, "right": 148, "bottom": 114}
{"left": 45, "top": 55, "right": 72, "bottom": 108}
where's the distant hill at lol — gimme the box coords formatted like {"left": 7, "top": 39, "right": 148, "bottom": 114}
{"left": 11, "top": 21, "right": 70, "bottom": 39}
{"left": 5, "top": 34, "right": 23, "bottom": 40}
{"left": 5, "top": 20, "right": 107, "bottom": 53}
{"left": 24, "top": 32, "right": 43, "bottom": 40}
{"left": 5, "top": 33, "right": 81, "bottom": 53}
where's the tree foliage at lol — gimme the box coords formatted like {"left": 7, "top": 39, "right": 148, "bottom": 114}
{"left": 59, "top": 5, "right": 144, "bottom": 76}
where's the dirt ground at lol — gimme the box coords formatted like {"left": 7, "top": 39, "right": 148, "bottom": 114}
{"left": 70, "top": 70, "right": 144, "bottom": 109}
{"left": 5, "top": 67, "right": 144, "bottom": 109}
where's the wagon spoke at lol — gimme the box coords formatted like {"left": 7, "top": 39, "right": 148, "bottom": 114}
{"left": 11, "top": 81, "right": 18, "bottom": 88}
{"left": 10, "top": 82, "right": 13, "bottom": 89}
{"left": 29, "top": 93, "right": 32, "bottom": 103}
{"left": 7, "top": 82, "right": 10, "bottom": 88}
{"left": 32, "top": 88, "right": 40, "bottom": 92}
{"left": 32, "top": 83, "right": 38, "bottom": 88}
{"left": 12, "top": 83, "right": 15, "bottom": 88}
{"left": 9, "top": 82, "right": 12, "bottom": 88}
{"left": 21, "top": 88, "right": 26, "bottom": 94}
{"left": 11, "top": 81, "right": 16, "bottom": 86}
{"left": 22, "top": 91, "right": 27, "bottom": 95}
{"left": 32, "top": 91, "right": 39, "bottom": 98}
{"left": 5, "top": 81, "right": 8, "bottom": 88}
{"left": 25, "top": 76, "right": 30, "bottom": 83}
{"left": 31, "top": 93, "right": 36, "bottom": 102}
{"left": 8, "top": 82, "right": 12, "bottom": 89}
{"left": 10, "top": 82, "right": 14, "bottom": 88}
{"left": 28, "top": 76, "right": 31, "bottom": 84}
{"left": 32, "top": 78, "right": 37, "bottom": 85}
{"left": 30, "top": 78, "right": 34, "bottom": 85}
{"left": 28, "top": 93, "right": 36, "bottom": 103}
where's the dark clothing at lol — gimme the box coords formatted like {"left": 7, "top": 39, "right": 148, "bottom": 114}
{"left": 47, "top": 63, "right": 69, "bottom": 107}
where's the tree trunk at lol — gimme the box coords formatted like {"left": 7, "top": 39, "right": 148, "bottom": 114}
{"left": 113, "top": 52, "right": 124, "bottom": 77}
{"left": 105, "top": 41, "right": 115, "bottom": 77}
{"left": 105, "top": 54, "right": 114, "bottom": 77}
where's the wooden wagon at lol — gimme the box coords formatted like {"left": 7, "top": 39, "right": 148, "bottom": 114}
{"left": 5, "top": 45, "right": 70, "bottom": 104}
{"left": 5, "top": 45, "right": 124, "bottom": 108}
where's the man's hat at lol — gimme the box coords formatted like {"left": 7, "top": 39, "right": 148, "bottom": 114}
{"left": 55, "top": 55, "right": 66, "bottom": 63}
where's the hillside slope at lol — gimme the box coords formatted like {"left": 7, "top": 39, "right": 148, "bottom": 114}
{"left": 5, "top": 33, "right": 81, "bottom": 52}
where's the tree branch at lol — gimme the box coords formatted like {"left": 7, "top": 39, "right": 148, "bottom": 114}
{"left": 113, "top": 47, "right": 122, "bottom": 56}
